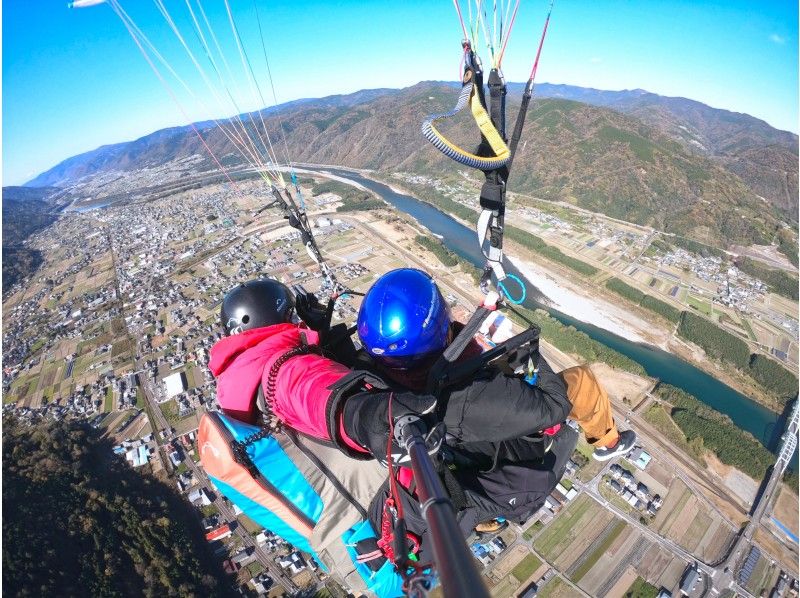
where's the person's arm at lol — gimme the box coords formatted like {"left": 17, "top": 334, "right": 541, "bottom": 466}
{"left": 441, "top": 352, "right": 571, "bottom": 443}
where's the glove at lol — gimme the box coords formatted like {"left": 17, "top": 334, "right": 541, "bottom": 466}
{"left": 342, "top": 392, "right": 445, "bottom": 466}
{"left": 294, "top": 289, "right": 329, "bottom": 332}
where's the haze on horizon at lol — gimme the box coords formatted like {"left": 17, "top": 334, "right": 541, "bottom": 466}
{"left": 3, "top": 0, "right": 797, "bottom": 187}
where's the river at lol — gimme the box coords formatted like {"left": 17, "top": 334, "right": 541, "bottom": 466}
{"left": 320, "top": 168, "right": 789, "bottom": 453}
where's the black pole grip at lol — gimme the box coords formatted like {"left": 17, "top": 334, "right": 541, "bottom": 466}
{"left": 399, "top": 421, "right": 490, "bottom": 598}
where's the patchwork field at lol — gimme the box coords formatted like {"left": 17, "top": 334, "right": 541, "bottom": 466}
{"left": 651, "top": 477, "right": 734, "bottom": 562}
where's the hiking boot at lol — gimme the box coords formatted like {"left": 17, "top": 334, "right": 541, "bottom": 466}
{"left": 475, "top": 519, "right": 508, "bottom": 536}
{"left": 592, "top": 429, "right": 637, "bottom": 461}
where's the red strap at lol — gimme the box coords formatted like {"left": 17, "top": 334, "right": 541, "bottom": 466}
{"left": 542, "top": 423, "right": 561, "bottom": 436}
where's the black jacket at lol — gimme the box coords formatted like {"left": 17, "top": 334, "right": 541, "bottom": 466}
{"left": 438, "top": 351, "right": 572, "bottom": 445}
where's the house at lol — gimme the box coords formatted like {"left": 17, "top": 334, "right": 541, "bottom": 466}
{"left": 565, "top": 488, "right": 578, "bottom": 501}
{"left": 636, "top": 482, "right": 650, "bottom": 499}
{"left": 622, "top": 489, "right": 635, "bottom": 503}
{"left": 652, "top": 494, "right": 663, "bottom": 509}
{"left": 609, "top": 479, "right": 623, "bottom": 493}
{"left": 169, "top": 450, "right": 182, "bottom": 467}
{"left": 206, "top": 524, "right": 232, "bottom": 542}
{"left": 201, "top": 515, "right": 219, "bottom": 531}
{"left": 188, "top": 487, "right": 213, "bottom": 506}
{"left": 630, "top": 447, "right": 652, "bottom": 469}
{"left": 231, "top": 547, "right": 254, "bottom": 566}
{"left": 519, "top": 583, "right": 538, "bottom": 598}
{"left": 278, "top": 551, "right": 306, "bottom": 576}
{"left": 544, "top": 497, "right": 560, "bottom": 511}
{"left": 555, "top": 483, "right": 569, "bottom": 498}
{"left": 470, "top": 543, "right": 492, "bottom": 566}
{"left": 679, "top": 565, "right": 703, "bottom": 597}
{"left": 656, "top": 589, "right": 672, "bottom": 598}
{"left": 610, "top": 463, "right": 623, "bottom": 479}
{"left": 251, "top": 573, "right": 273, "bottom": 594}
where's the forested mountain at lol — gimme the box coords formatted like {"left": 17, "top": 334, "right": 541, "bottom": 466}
{"left": 2, "top": 417, "right": 233, "bottom": 597}
{"left": 26, "top": 82, "right": 797, "bottom": 250}
{"left": 2, "top": 186, "right": 63, "bottom": 292}
{"left": 532, "top": 83, "right": 799, "bottom": 220}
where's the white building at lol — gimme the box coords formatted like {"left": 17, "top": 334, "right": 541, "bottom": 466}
{"left": 164, "top": 371, "right": 188, "bottom": 398}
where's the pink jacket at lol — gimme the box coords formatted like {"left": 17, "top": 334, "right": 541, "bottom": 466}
{"left": 208, "top": 323, "right": 353, "bottom": 443}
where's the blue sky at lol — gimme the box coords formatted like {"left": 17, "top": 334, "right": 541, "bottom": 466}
{"left": 3, "top": 0, "right": 798, "bottom": 186}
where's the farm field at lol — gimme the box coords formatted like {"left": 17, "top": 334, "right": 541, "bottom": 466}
{"left": 651, "top": 477, "right": 735, "bottom": 562}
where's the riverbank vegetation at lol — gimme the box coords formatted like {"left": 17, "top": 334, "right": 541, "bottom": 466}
{"left": 748, "top": 355, "right": 799, "bottom": 404}
{"left": 678, "top": 311, "right": 751, "bottom": 367}
{"left": 414, "top": 235, "right": 459, "bottom": 268}
{"left": 311, "top": 180, "right": 385, "bottom": 212}
{"left": 655, "top": 384, "right": 775, "bottom": 480}
{"left": 605, "top": 278, "right": 681, "bottom": 323}
{"left": 510, "top": 304, "right": 647, "bottom": 376}
{"left": 678, "top": 312, "right": 798, "bottom": 407}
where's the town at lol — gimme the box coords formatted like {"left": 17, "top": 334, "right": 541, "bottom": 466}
{"left": 3, "top": 170, "right": 798, "bottom": 597}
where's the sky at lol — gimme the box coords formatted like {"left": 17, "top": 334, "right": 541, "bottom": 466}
{"left": 2, "top": 0, "right": 798, "bottom": 186}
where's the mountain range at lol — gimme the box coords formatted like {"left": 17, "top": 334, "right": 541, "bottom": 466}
{"left": 21, "top": 82, "right": 799, "bottom": 252}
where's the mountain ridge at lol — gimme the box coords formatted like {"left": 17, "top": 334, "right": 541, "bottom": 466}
{"left": 23, "top": 82, "right": 798, "bottom": 251}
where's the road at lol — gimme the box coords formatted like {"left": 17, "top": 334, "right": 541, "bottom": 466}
{"left": 718, "top": 399, "right": 799, "bottom": 591}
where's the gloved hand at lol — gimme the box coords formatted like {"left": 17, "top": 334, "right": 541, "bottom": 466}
{"left": 342, "top": 392, "right": 445, "bottom": 466}
{"left": 294, "top": 289, "right": 329, "bottom": 332}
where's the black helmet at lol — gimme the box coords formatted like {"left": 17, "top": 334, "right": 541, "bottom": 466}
{"left": 220, "top": 279, "right": 295, "bottom": 335}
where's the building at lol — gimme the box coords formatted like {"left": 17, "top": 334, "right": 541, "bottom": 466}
{"left": 657, "top": 590, "right": 672, "bottom": 598}
{"left": 470, "top": 543, "right": 492, "bottom": 566}
{"left": 188, "top": 487, "right": 213, "bottom": 506}
{"left": 125, "top": 444, "right": 152, "bottom": 468}
{"left": 565, "top": 488, "right": 578, "bottom": 500}
{"left": 277, "top": 551, "right": 306, "bottom": 576}
{"left": 636, "top": 482, "right": 650, "bottom": 499}
{"left": 231, "top": 547, "right": 254, "bottom": 566}
{"left": 251, "top": 573, "right": 273, "bottom": 594}
{"left": 163, "top": 371, "right": 188, "bottom": 398}
{"left": 205, "top": 524, "right": 232, "bottom": 542}
{"left": 680, "top": 565, "right": 703, "bottom": 597}
{"left": 630, "top": 447, "right": 652, "bottom": 469}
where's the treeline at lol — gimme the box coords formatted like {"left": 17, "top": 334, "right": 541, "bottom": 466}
{"left": 311, "top": 180, "right": 385, "bottom": 212}
{"left": 605, "top": 278, "right": 681, "bottom": 323}
{"left": 735, "top": 257, "right": 799, "bottom": 301}
{"left": 655, "top": 384, "right": 775, "bottom": 480}
{"left": 678, "top": 311, "right": 751, "bottom": 368}
{"left": 671, "top": 235, "right": 726, "bottom": 258}
{"left": 678, "top": 311, "right": 798, "bottom": 406}
{"left": 505, "top": 226, "right": 599, "bottom": 276}
{"left": 415, "top": 235, "right": 459, "bottom": 268}
{"left": 3, "top": 417, "right": 232, "bottom": 597}
{"left": 777, "top": 229, "right": 799, "bottom": 267}
{"left": 512, "top": 304, "right": 646, "bottom": 376}
{"left": 749, "top": 354, "right": 799, "bottom": 402}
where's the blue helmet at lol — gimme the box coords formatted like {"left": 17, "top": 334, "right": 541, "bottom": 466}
{"left": 357, "top": 268, "right": 452, "bottom": 370}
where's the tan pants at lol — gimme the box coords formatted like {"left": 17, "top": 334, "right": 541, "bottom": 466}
{"left": 560, "top": 365, "right": 619, "bottom": 447}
